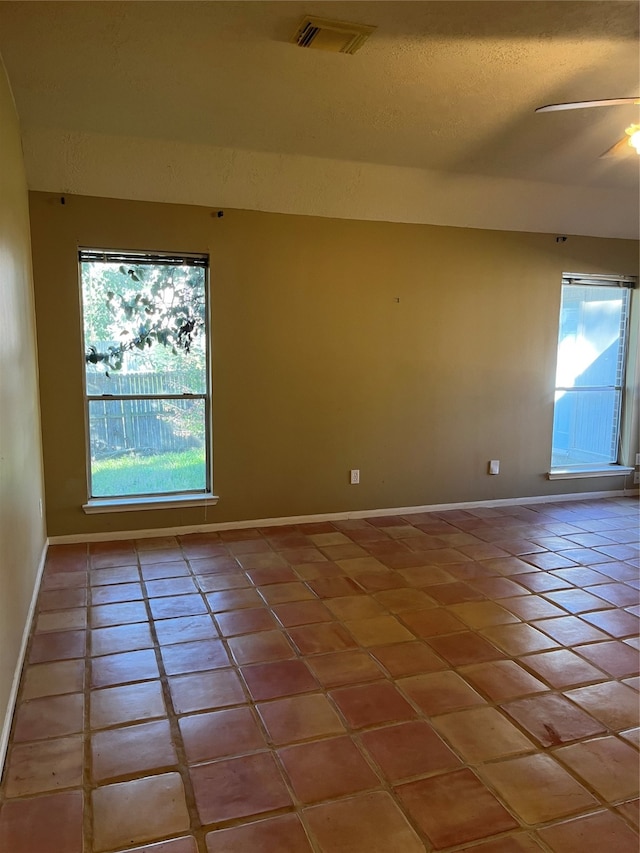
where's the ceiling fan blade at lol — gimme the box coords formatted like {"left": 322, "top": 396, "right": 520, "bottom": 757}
{"left": 536, "top": 97, "right": 640, "bottom": 113}
{"left": 599, "top": 136, "right": 631, "bottom": 159}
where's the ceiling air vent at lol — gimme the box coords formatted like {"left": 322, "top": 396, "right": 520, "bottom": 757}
{"left": 293, "top": 17, "right": 375, "bottom": 54}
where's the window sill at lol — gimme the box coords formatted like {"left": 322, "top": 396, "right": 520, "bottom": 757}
{"left": 547, "top": 466, "right": 633, "bottom": 481}
{"left": 83, "top": 493, "right": 219, "bottom": 514}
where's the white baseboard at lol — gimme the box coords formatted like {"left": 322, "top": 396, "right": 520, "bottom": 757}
{"left": 48, "top": 489, "right": 636, "bottom": 545}
{"left": 0, "top": 538, "right": 48, "bottom": 775}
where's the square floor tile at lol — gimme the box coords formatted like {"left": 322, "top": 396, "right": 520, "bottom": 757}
{"left": 326, "top": 595, "right": 386, "bottom": 621}
{"left": 398, "top": 671, "right": 486, "bottom": 715}
{"left": 37, "top": 587, "right": 88, "bottom": 612}
{"left": 519, "top": 649, "right": 606, "bottom": 689}
{"left": 161, "top": 638, "right": 230, "bottom": 675}
{"left": 543, "top": 589, "right": 613, "bottom": 614}
{"left": 426, "top": 631, "right": 504, "bottom": 666}
{"left": 400, "top": 608, "right": 466, "bottom": 638}
{"left": 373, "top": 589, "right": 437, "bottom": 612}
{"left": 360, "top": 720, "right": 461, "bottom": 781}
{"left": 141, "top": 561, "right": 192, "bottom": 580}
{"left": 35, "top": 608, "right": 87, "bottom": 633}
{"left": 179, "top": 706, "right": 266, "bottom": 763}
{"left": 287, "top": 622, "right": 357, "bottom": 655}
{"left": 460, "top": 660, "right": 548, "bottom": 701}
{"left": 306, "top": 577, "right": 364, "bottom": 598}
{"left": 0, "top": 790, "right": 83, "bottom": 853}
{"left": 447, "top": 601, "right": 519, "bottom": 628}
{"left": 272, "top": 600, "right": 334, "bottom": 626}
{"left": 215, "top": 607, "right": 277, "bottom": 636}
{"left": 153, "top": 614, "right": 218, "bottom": 645}
{"left": 149, "top": 594, "right": 208, "bottom": 620}
{"left": 144, "top": 577, "right": 198, "bottom": 598}
{"left": 168, "top": 668, "right": 245, "bottom": 714}
{"left": 396, "top": 768, "right": 518, "bottom": 848}
{"left": 576, "top": 640, "right": 640, "bottom": 677}
{"left": 190, "top": 752, "right": 291, "bottom": 824}
{"left": 91, "top": 648, "right": 159, "bottom": 688}
{"left": 91, "top": 601, "right": 148, "bottom": 628}
{"left": 92, "top": 719, "right": 177, "bottom": 782}
{"left": 564, "top": 681, "right": 640, "bottom": 730}
{"left": 424, "top": 581, "right": 486, "bottom": 605}
{"left": 581, "top": 608, "right": 639, "bottom": 638}
{"left": 228, "top": 630, "right": 295, "bottom": 665}
{"left": 13, "top": 693, "right": 84, "bottom": 742}
{"left": 91, "top": 582, "right": 144, "bottom": 605}
{"left": 431, "top": 706, "right": 535, "bottom": 763}
{"left": 502, "top": 693, "right": 606, "bottom": 746}
{"left": 304, "top": 791, "right": 425, "bottom": 853}
{"left": 344, "top": 616, "right": 415, "bottom": 646}
{"left": 479, "top": 754, "right": 598, "bottom": 824}
{"left": 29, "top": 630, "right": 86, "bottom": 664}
{"left": 501, "top": 596, "right": 566, "bottom": 621}
{"left": 554, "top": 736, "right": 640, "bottom": 801}
{"left": 471, "top": 577, "right": 530, "bottom": 598}
{"left": 531, "top": 615, "right": 610, "bottom": 645}
{"left": 21, "top": 660, "right": 85, "bottom": 700}
{"left": 257, "top": 693, "right": 345, "bottom": 744}
{"left": 278, "top": 736, "right": 379, "bottom": 802}
{"left": 481, "top": 624, "right": 558, "bottom": 655}
{"left": 537, "top": 810, "right": 639, "bottom": 853}
{"left": 197, "top": 572, "right": 251, "bottom": 592}
{"left": 206, "top": 814, "right": 313, "bottom": 853}
{"left": 4, "top": 736, "right": 83, "bottom": 796}
{"left": 258, "top": 582, "right": 315, "bottom": 604}
{"left": 306, "top": 650, "right": 384, "bottom": 687}
{"left": 92, "top": 773, "right": 190, "bottom": 852}
{"left": 330, "top": 681, "right": 417, "bottom": 728}
{"left": 241, "top": 659, "right": 319, "bottom": 701}
{"left": 91, "top": 622, "right": 154, "bottom": 656}
{"left": 370, "top": 641, "right": 446, "bottom": 677}
{"left": 91, "top": 680, "right": 167, "bottom": 728}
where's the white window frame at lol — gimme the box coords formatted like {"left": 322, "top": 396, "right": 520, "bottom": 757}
{"left": 548, "top": 272, "right": 636, "bottom": 480}
{"left": 79, "top": 248, "right": 218, "bottom": 512}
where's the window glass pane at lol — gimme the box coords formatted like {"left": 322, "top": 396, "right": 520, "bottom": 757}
{"left": 552, "top": 386, "right": 620, "bottom": 467}
{"left": 556, "top": 285, "right": 629, "bottom": 389}
{"left": 89, "top": 398, "right": 207, "bottom": 497}
{"left": 82, "top": 260, "right": 206, "bottom": 395}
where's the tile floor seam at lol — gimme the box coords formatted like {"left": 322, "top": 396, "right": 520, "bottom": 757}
{"left": 136, "top": 552, "right": 211, "bottom": 853}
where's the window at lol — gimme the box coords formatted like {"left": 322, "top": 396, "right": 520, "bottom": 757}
{"left": 551, "top": 273, "right": 634, "bottom": 471}
{"left": 80, "top": 249, "right": 212, "bottom": 504}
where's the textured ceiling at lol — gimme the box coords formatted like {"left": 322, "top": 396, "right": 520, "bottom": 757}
{"left": 0, "top": 1, "right": 638, "bottom": 234}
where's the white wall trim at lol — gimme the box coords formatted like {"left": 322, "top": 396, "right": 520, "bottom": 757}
{"left": 0, "top": 538, "right": 48, "bottom": 775}
{"left": 48, "top": 490, "right": 635, "bottom": 544}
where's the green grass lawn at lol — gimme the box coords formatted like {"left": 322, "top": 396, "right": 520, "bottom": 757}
{"left": 91, "top": 448, "right": 206, "bottom": 497}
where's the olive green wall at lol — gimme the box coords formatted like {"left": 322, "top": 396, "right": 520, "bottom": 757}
{"left": 28, "top": 192, "right": 638, "bottom": 537}
{"left": 0, "top": 64, "right": 46, "bottom": 756}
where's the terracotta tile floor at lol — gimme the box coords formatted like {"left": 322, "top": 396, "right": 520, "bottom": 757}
{"left": 1, "top": 497, "right": 639, "bottom": 852}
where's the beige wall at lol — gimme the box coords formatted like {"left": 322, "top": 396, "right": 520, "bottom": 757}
{"left": 28, "top": 192, "right": 639, "bottom": 537}
{"left": 0, "top": 62, "right": 46, "bottom": 749}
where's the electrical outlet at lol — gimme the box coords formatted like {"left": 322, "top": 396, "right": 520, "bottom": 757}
{"left": 634, "top": 471, "right": 640, "bottom": 485}
{"left": 350, "top": 469, "right": 360, "bottom": 485}
{"left": 488, "top": 460, "right": 500, "bottom": 475}
{"left": 636, "top": 453, "right": 640, "bottom": 467}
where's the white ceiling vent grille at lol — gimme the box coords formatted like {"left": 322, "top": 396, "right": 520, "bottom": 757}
{"left": 293, "top": 17, "right": 375, "bottom": 54}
